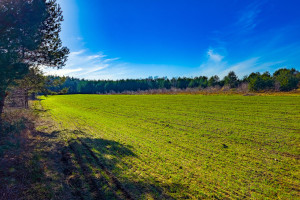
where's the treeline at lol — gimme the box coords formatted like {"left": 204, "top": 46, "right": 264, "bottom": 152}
{"left": 49, "top": 68, "right": 300, "bottom": 94}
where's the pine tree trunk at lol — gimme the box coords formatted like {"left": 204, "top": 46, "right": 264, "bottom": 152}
{"left": 0, "top": 89, "right": 6, "bottom": 131}
{"left": 24, "top": 89, "right": 29, "bottom": 109}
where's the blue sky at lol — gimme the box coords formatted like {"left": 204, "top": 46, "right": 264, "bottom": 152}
{"left": 45, "top": 0, "right": 300, "bottom": 80}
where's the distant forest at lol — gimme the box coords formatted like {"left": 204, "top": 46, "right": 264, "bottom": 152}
{"left": 48, "top": 68, "right": 299, "bottom": 94}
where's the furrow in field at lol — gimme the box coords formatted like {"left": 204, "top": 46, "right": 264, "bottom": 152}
{"left": 55, "top": 106, "right": 298, "bottom": 198}
{"left": 41, "top": 95, "right": 300, "bottom": 199}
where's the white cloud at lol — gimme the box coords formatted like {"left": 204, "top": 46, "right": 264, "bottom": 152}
{"left": 194, "top": 48, "right": 227, "bottom": 77}
{"left": 219, "top": 57, "right": 259, "bottom": 78}
{"left": 237, "top": 9, "right": 259, "bottom": 31}
{"left": 83, "top": 64, "right": 130, "bottom": 80}
{"left": 235, "top": 1, "right": 265, "bottom": 32}
{"left": 43, "top": 48, "right": 189, "bottom": 80}
{"left": 207, "top": 49, "right": 224, "bottom": 62}
{"left": 69, "top": 50, "right": 85, "bottom": 56}
{"left": 196, "top": 47, "right": 285, "bottom": 78}
{"left": 52, "top": 68, "right": 83, "bottom": 76}
{"left": 43, "top": 50, "right": 118, "bottom": 78}
{"left": 221, "top": 58, "right": 284, "bottom": 78}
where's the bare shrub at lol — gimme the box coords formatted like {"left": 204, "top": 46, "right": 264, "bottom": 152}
{"left": 237, "top": 83, "right": 249, "bottom": 93}
{"left": 204, "top": 86, "right": 221, "bottom": 93}
{"left": 274, "top": 81, "right": 281, "bottom": 92}
{"left": 5, "top": 88, "right": 27, "bottom": 109}
{"left": 221, "top": 85, "right": 231, "bottom": 91}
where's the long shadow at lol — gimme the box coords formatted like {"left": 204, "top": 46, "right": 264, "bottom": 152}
{"left": 44, "top": 129, "right": 184, "bottom": 199}
{"left": 1, "top": 127, "right": 185, "bottom": 199}
{"left": 33, "top": 108, "right": 50, "bottom": 112}
{"left": 62, "top": 131, "right": 178, "bottom": 200}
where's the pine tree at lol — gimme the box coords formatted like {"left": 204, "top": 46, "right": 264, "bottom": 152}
{"left": 0, "top": 0, "right": 69, "bottom": 126}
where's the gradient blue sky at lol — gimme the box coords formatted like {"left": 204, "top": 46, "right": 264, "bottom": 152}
{"left": 45, "top": 0, "right": 300, "bottom": 80}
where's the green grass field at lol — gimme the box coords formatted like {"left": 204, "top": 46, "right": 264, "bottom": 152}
{"left": 40, "top": 94, "right": 300, "bottom": 199}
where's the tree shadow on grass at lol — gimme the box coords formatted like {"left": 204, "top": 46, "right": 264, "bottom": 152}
{"left": 33, "top": 108, "right": 50, "bottom": 112}
{"left": 42, "top": 129, "right": 186, "bottom": 199}
{"left": 61, "top": 130, "right": 179, "bottom": 200}
{"left": 1, "top": 126, "right": 185, "bottom": 199}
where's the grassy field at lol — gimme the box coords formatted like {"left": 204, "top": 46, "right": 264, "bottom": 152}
{"left": 40, "top": 94, "right": 300, "bottom": 199}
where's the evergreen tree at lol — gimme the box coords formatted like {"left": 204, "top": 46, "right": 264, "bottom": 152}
{"left": 273, "top": 68, "right": 299, "bottom": 91}
{"left": 0, "top": 0, "right": 69, "bottom": 125}
{"left": 224, "top": 71, "right": 238, "bottom": 88}
{"left": 208, "top": 75, "right": 220, "bottom": 87}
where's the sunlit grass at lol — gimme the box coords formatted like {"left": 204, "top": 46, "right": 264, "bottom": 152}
{"left": 41, "top": 94, "right": 300, "bottom": 199}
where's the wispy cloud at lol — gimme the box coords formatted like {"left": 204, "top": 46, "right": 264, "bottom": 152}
{"left": 218, "top": 57, "right": 262, "bottom": 78}
{"left": 44, "top": 68, "right": 83, "bottom": 76}
{"left": 44, "top": 50, "right": 119, "bottom": 78}
{"left": 207, "top": 49, "right": 224, "bottom": 62}
{"left": 235, "top": 1, "right": 266, "bottom": 32}
{"left": 82, "top": 64, "right": 130, "bottom": 80}
{"left": 208, "top": 0, "right": 267, "bottom": 48}
{"left": 220, "top": 58, "right": 285, "bottom": 78}
{"left": 44, "top": 48, "right": 191, "bottom": 80}
{"left": 197, "top": 49, "right": 227, "bottom": 78}
{"left": 196, "top": 47, "right": 285, "bottom": 78}
{"left": 198, "top": 0, "right": 298, "bottom": 79}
